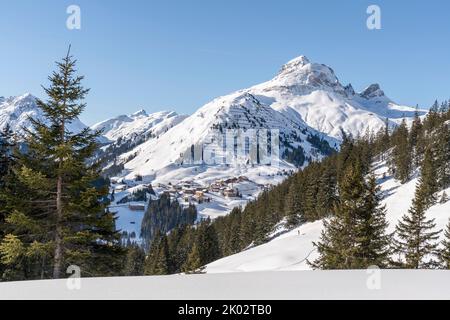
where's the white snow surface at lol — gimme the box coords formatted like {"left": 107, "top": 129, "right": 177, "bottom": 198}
{"left": 206, "top": 160, "right": 450, "bottom": 273}
{"left": 91, "top": 109, "right": 187, "bottom": 142}
{"left": 0, "top": 270, "right": 449, "bottom": 300}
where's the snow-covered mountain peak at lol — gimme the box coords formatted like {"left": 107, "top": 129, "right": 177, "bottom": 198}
{"left": 0, "top": 93, "right": 87, "bottom": 135}
{"left": 246, "top": 55, "right": 424, "bottom": 138}
{"left": 360, "top": 83, "right": 385, "bottom": 99}
{"left": 279, "top": 55, "right": 311, "bottom": 73}
{"left": 344, "top": 83, "right": 356, "bottom": 97}
{"left": 130, "top": 109, "right": 148, "bottom": 118}
{"left": 91, "top": 109, "right": 187, "bottom": 142}
{"left": 267, "top": 55, "right": 345, "bottom": 97}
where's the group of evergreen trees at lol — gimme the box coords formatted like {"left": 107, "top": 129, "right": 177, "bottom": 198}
{"left": 0, "top": 49, "right": 125, "bottom": 281}
{"left": 135, "top": 219, "right": 220, "bottom": 275}
{"left": 140, "top": 194, "right": 197, "bottom": 251}
{"left": 315, "top": 102, "right": 450, "bottom": 269}
{"left": 312, "top": 166, "right": 392, "bottom": 269}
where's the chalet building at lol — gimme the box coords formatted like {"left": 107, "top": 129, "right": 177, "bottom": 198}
{"left": 115, "top": 185, "right": 127, "bottom": 192}
{"left": 183, "top": 189, "right": 195, "bottom": 195}
{"left": 128, "top": 204, "right": 145, "bottom": 211}
{"left": 223, "top": 188, "right": 238, "bottom": 198}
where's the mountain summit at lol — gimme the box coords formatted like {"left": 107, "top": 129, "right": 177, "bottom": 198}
{"left": 248, "top": 55, "right": 425, "bottom": 138}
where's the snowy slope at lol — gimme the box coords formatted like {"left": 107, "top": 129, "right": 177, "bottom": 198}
{"left": 206, "top": 161, "right": 450, "bottom": 273}
{"left": 0, "top": 93, "right": 87, "bottom": 135}
{"left": 91, "top": 109, "right": 187, "bottom": 143}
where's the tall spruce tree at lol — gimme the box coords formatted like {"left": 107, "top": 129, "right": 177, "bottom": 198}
{"left": 315, "top": 164, "right": 337, "bottom": 218}
{"left": 0, "top": 124, "right": 15, "bottom": 184}
{"left": 285, "top": 181, "right": 304, "bottom": 228}
{"left": 391, "top": 119, "right": 412, "bottom": 183}
{"left": 144, "top": 232, "right": 170, "bottom": 275}
{"left": 0, "top": 48, "right": 124, "bottom": 280}
{"left": 123, "top": 244, "right": 145, "bottom": 276}
{"left": 311, "top": 165, "right": 391, "bottom": 269}
{"left": 352, "top": 175, "right": 392, "bottom": 268}
{"left": 409, "top": 107, "right": 424, "bottom": 168}
{"left": 0, "top": 124, "right": 16, "bottom": 278}
{"left": 395, "top": 180, "right": 442, "bottom": 268}
{"left": 434, "top": 122, "right": 450, "bottom": 190}
{"left": 182, "top": 219, "right": 220, "bottom": 273}
{"left": 419, "top": 146, "right": 439, "bottom": 207}
{"left": 182, "top": 242, "right": 203, "bottom": 273}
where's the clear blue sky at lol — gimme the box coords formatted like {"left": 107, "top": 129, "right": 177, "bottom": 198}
{"left": 1, "top": 0, "right": 449, "bottom": 125}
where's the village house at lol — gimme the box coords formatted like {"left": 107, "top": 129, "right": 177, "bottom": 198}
{"left": 128, "top": 204, "right": 145, "bottom": 211}
{"left": 115, "top": 185, "right": 127, "bottom": 192}
{"left": 183, "top": 188, "right": 195, "bottom": 195}
{"left": 223, "top": 187, "right": 238, "bottom": 198}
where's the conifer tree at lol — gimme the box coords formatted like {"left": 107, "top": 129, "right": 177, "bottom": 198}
{"left": 197, "top": 220, "right": 221, "bottom": 264}
{"left": 152, "top": 235, "right": 169, "bottom": 275}
{"left": 375, "top": 117, "right": 390, "bottom": 157}
{"left": 181, "top": 220, "right": 220, "bottom": 273}
{"left": 285, "top": 182, "right": 304, "bottom": 228}
{"left": 144, "top": 232, "right": 170, "bottom": 275}
{"left": 303, "top": 177, "right": 318, "bottom": 221}
{"left": 434, "top": 122, "right": 450, "bottom": 189}
{"left": 315, "top": 165, "right": 337, "bottom": 218}
{"left": 441, "top": 191, "right": 449, "bottom": 204}
{"left": 143, "top": 231, "right": 161, "bottom": 275}
{"left": 391, "top": 119, "right": 412, "bottom": 183}
{"left": 0, "top": 124, "right": 15, "bottom": 185}
{"left": 166, "top": 225, "right": 193, "bottom": 273}
{"left": 352, "top": 175, "right": 392, "bottom": 268}
{"left": 0, "top": 124, "right": 15, "bottom": 242}
{"left": 0, "top": 48, "right": 124, "bottom": 280}
{"left": 226, "top": 208, "right": 242, "bottom": 255}
{"left": 311, "top": 165, "right": 391, "bottom": 269}
{"left": 409, "top": 107, "right": 424, "bottom": 168}
{"left": 419, "top": 146, "right": 439, "bottom": 207}
{"left": 182, "top": 242, "right": 204, "bottom": 273}
{"left": 123, "top": 244, "right": 145, "bottom": 276}
{"left": 395, "top": 180, "right": 442, "bottom": 269}
{"left": 439, "top": 220, "right": 450, "bottom": 269}
{"left": 423, "top": 100, "right": 441, "bottom": 132}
